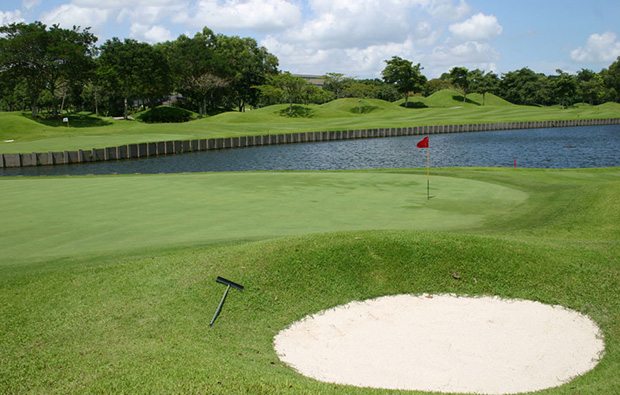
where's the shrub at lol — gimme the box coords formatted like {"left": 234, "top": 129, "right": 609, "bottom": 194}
{"left": 138, "top": 106, "right": 195, "bottom": 123}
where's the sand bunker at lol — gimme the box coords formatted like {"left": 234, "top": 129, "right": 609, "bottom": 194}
{"left": 274, "top": 294, "right": 604, "bottom": 394}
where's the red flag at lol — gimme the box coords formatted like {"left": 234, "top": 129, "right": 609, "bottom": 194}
{"left": 416, "top": 136, "right": 429, "bottom": 148}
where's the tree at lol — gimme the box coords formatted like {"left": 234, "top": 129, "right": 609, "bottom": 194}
{"left": 81, "top": 58, "right": 106, "bottom": 115}
{"left": 0, "top": 22, "right": 97, "bottom": 117}
{"left": 355, "top": 78, "right": 400, "bottom": 102}
{"left": 138, "top": 45, "right": 173, "bottom": 110}
{"left": 0, "top": 71, "right": 27, "bottom": 111}
{"left": 470, "top": 69, "right": 499, "bottom": 106}
{"left": 552, "top": 69, "right": 577, "bottom": 108}
{"left": 45, "top": 24, "right": 97, "bottom": 116}
{"left": 215, "top": 34, "right": 278, "bottom": 111}
{"left": 322, "top": 73, "right": 353, "bottom": 99}
{"left": 99, "top": 38, "right": 172, "bottom": 118}
{"left": 303, "top": 84, "right": 333, "bottom": 104}
{"left": 449, "top": 67, "right": 470, "bottom": 102}
{"left": 0, "top": 22, "right": 50, "bottom": 117}
{"left": 344, "top": 82, "right": 374, "bottom": 99}
{"left": 374, "top": 83, "right": 400, "bottom": 102}
{"left": 261, "top": 72, "right": 308, "bottom": 115}
{"left": 499, "top": 67, "right": 546, "bottom": 105}
{"left": 256, "top": 84, "right": 284, "bottom": 106}
{"left": 162, "top": 28, "right": 229, "bottom": 117}
{"left": 381, "top": 56, "right": 427, "bottom": 107}
{"left": 576, "top": 69, "right": 604, "bottom": 105}
{"left": 601, "top": 56, "right": 620, "bottom": 102}
{"left": 424, "top": 78, "right": 452, "bottom": 96}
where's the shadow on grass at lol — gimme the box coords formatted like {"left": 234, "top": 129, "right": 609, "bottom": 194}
{"left": 452, "top": 95, "right": 481, "bottom": 105}
{"left": 349, "top": 105, "right": 380, "bottom": 114}
{"left": 136, "top": 106, "right": 196, "bottom": 123}
{"left": 27, "top": 113, "right": 113, "bottom": 128}
{"left": 401, "top": 101, "right": 428, "bottom": 109}
{"left": 278, "top": 105, "right": 316, "bottom": 118}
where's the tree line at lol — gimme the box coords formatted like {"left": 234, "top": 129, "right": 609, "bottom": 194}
{"left": 0, "top": 22, "right": 277, "bottom": 118}
{"left": 317, "top": 57, "right": 620, "bottom": 109}
{"left": 1, "top": 21, "right": 620, "bottom": 119}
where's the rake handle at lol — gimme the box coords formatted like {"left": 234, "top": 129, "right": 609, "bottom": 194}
{"left": 209, "top": 285, "right": 230, "bottom": 327}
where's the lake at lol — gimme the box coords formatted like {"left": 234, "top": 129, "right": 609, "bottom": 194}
{"left": 1, "top": 125, "right": 619, "bottom": 177}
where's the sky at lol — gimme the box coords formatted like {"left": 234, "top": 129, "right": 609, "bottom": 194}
{"left": 1, "top": 0, "right": 620, "bottom": 79}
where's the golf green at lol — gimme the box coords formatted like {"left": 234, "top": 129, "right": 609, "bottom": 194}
{"left": 0, "top": 171, "right": 526, "bottom": 264}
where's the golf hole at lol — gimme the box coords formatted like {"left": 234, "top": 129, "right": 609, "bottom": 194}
{"left": 274, "top": 294, "right": 605, "bottom": 394}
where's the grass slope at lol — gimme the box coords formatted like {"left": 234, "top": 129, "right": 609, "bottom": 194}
{"left": 396, "top": 90, "right": 514, "bottom": 108}
{"left": 1, "top": 167, "right": 619, "bottom": 394}
{"left": 1, "top": 93, "right": 619, "bottom": 154}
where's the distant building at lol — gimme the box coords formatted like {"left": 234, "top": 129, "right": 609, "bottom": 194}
{"left": 162, "top": 93, "right": 186, "bottom": 106}
{"left": 291, "top": 74, "right": 326, "bottom": 87}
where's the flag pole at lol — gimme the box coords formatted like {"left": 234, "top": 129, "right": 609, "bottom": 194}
{"left": 426, "top": 146, "right": 430, "bottom": 200}
{"left": 416, "top": 136, "right": 430, "bottom": 199}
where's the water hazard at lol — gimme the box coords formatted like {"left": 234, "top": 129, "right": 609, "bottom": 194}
{"left": 2, "top": 125, "right": 619, "bottom": 177}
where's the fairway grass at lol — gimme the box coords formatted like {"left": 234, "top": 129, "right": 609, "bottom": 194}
{"left": 1, "top": 167, "right": 619, "bottom": 394}
{"left": 2, "top": 94, "right": 620, "bottom": 154}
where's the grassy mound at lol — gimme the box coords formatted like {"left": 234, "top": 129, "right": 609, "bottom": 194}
{"left": 2, "top": 94, "right": 619, "bottom": 155}
{"left": 395, "top": 89, "right": 479, "bottom": 108}
{"left": 595, "top": 101, "right": 620, "bottom": 110}
{"left": 0, "top": 112, "right": 113, "bottom": 145}
{"left": 1, "top": 168, "right": 619, "bottom": 394}
{"left": 0, "top": 112, "right": 42, "bottom": 142}
{"left": 395, "top": 90, "right": 516, "bottom": 108}
{"left": 277, "top": 105, "right": 316, "bottom": 118}
{"left": 319, "top": 98, "right": 402, "bottom": 114}
{"left": 468, "top": 92, "right": 514, "bottom": 106}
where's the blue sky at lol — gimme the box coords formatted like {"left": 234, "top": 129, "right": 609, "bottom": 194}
{"left": 2, "top": 0, "right": 619, "bottom": 79}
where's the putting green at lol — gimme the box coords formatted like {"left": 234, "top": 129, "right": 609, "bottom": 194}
{"left": 0, "top": 171, "right": 527, "bottom": 264}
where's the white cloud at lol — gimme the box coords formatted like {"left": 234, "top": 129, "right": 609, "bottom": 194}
{"left": 130, "top": 23, "right": 175, "bottom": 44}
{"left": 280, "top": 0, "right": 412, "bottom": 50}
{"left": 421, "top": 0, "right": 471, "bottom": 21}
{"left": 345, "top": 39, "right": 421, "bottom": 76}
{"left": 38, "top": 1, "right": 187, "bottom": 42}
{"left": 22, "top": 0, "right": 41, "bottom": 10}
{"left": 416, "top": 40, "right": 500, "bottom": 78}
{"left": 412, "top": 21, "right": 442, "bottom": 47}
{"left": 26, "top": 0, "right": 504, "bottom": 78}
{"left": 73, "top": 0, "right": 175, "bottom": 8}
{"left": 0, "top": 10, "right": 25, "bottom": 25}
{"left": 571, "top": 31, "right": 620, "bottom": 63}
{"left": 174, "top": 0, "right": 302, "bottom": 33}
{"left": 260, "top": 0, "right": 505, "bottom": 78}
{"left": 39, "top": 4, "right": 110, "bottom": 33}
{"left": 448, "top": 13, "right": 503, "bottom": 43}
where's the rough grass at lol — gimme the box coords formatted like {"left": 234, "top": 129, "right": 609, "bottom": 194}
{"left": 1, "top": 167, "right": 619, "bottom": 394}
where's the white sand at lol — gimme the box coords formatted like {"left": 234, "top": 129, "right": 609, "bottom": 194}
{"left": 274, "top": 294, "right": 605, "bottom": 394}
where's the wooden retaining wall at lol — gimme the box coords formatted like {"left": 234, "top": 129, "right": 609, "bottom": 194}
{"left": 2, "top": 118, "right": 619, "bottom": 168}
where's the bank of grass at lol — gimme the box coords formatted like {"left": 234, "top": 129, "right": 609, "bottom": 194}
{"left": 1, "top": 91, "right": 620, "bottom": 154}
{"left": 1, "top": 167, "right": 619, "bottom": 394}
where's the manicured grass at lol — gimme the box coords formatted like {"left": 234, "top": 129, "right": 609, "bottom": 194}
{"left": 0, "top": 171, "right": 527, "bottom": 264}
{"left": 1, "top": 167, "right": 619, "bottom": 394}
{"left": 2, "top": 92, "right": 619, "bottom": 154}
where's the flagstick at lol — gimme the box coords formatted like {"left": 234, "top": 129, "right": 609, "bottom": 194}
{"left": 426, "top": 147, "right": 430, "bottom": 200}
